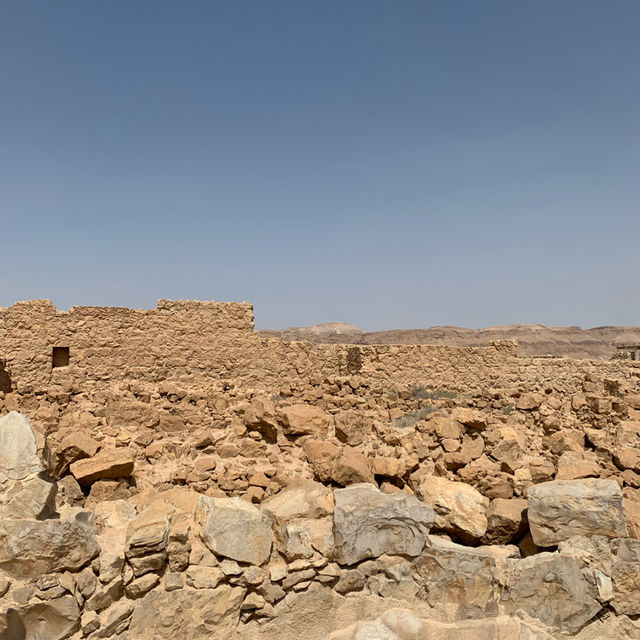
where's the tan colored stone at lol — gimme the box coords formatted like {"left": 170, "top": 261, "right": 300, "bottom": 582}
{"left": 505, "top": 552, "right": 601, "bottom": 633}
{"left": 0, "top": 475, "right": 56, "bottom": 519}
{"left": 331, "top": 447, "right": 374, "bottom": 486}
{"left": 70, "top": 448, "right": 134, "bottom": 486}
{"left": 0, "top": 516, "right": 99, "bottom": 578}
{"left": 329, "top": 609, "right": 554, "bottom": 640}
{"left": 516, "top": 392, "right": 544, "bottom": 411}
{"left": 194, "top": 495, "right": 273, "bottom": 565}
{"left": 53, "top": 431, "right": 100, "bottom": 476}
{"left": 416, "top": 475, "right": 489, "bottom": 540}
{"left": 451, "top": 408, "right": 488, "bottom": 430}
{"left": 611, "top": 538, "right": 640, "bottom": 615}
{"left": 334, "top": 411, "right": 373, "bottom": 446}
{"left": 128, "top": 585, "right": 245, "bottom": 639}
{"left": 9, "top": 595, "right": 81, "bottom": 640}
{"left": 303, "top": 440, "right": 341, "bottom": 483}
{"left": 279, "top": 404, "right": 333, "bottom": 437}
{"left": 482, "top": 498, "right": 528, "bottom": 544}
{"left": 262, "top": 479, "right": 333, "bottom": 522}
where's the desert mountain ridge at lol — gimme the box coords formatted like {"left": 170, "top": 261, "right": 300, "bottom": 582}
{"left": 258, "top": 322, "right": 640, "bottom": 359}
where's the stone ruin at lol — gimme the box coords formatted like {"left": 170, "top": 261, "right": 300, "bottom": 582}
{"left": 0, "top": 299, "right": 639, "bottom": 639}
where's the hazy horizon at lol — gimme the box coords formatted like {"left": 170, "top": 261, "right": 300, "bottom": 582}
{"left": 2, "top": 1, "right": 639, "bottom": 331}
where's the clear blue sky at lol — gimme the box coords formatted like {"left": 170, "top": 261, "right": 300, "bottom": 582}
{"left": 1, "top": 1, "right": 639, "bottom": 330}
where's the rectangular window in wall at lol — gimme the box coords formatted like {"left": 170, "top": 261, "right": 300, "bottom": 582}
{"left": 52, "top": 346, "right": 70, "bottom": 368}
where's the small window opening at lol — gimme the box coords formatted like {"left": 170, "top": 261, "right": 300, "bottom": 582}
{"left": 0, "top": 359, "right": 11, "bottom": 392}
{"left": 52, "top": 347, "right": 70, "bottom": 368}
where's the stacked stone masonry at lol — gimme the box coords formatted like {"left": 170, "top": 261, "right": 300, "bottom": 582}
{"left": 1, "top": 300, "right": 640, "bottom": 639}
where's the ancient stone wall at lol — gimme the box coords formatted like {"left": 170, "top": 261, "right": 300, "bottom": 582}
{"left": 2, "top": 300, "right": 638, "bottom": 397}
{"left": 0, "top": 300, "right": 256, "bottom": 390}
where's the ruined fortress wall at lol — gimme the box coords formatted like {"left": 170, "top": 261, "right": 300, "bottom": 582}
{"left": 0, "top": 300, "right": 257, "bottom": 391}
{"left": 1, "top": 300, "right": 638, "bottom": 395}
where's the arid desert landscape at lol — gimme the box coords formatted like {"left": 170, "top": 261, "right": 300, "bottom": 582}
{"left": 1, "top": 299, "right": 640, "bottom": 639}
{"left": 259, "top": 322, "right": 640, "bottom": 360}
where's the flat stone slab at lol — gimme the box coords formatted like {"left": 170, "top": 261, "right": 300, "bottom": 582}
{"left": 70, "top": 449, "right": 134, "bottom": 486}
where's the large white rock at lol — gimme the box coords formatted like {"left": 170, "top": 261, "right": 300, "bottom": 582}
{"left": 333, "top": 483, "right": 434, "bottom": 565}
{"left": 0, "top": 411, "right": 46, "bottom": 482}
{"left": 0, "top": 475, "right": 56, "bottom": 519}
{"left": 416, "top": 475, "right": 489, "bottom": 541}
{"left": 194, "top": 496, "right": 273, "bottom": 565}
{"left": 505, "top": 552, "right": 602, "bottom": 634}
{"left": 0, "top": 514, "right": 99, "bottom": 578}
{"left": 528, "top": 479, "right": 627, "bottom": 546}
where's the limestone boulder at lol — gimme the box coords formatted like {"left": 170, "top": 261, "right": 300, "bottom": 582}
{"left": 125, "top": 504, "right": 170, "bottom": 576}
{"left": 0, "top": 475, "right": 56, "bottom": 519}
{"left": 331, "top": 447, "right": 374, "bottom": 486}
{"left": 416, "top": 475, "right": 489, "bottom": 541}
{"left": 516, "top": 392, "right": 544, "bottom": 411}
{"left": 106, "top": 398, "right": 160, "bottom": 429}
{"left": 194, "top": 496, "right": 273, "bottom": 565}
{"left": 2, "top": 595, "right": 81, "bottom": 640}
{"left": 528, "top": 479, "right": 627, "bottom": 546}
{"left": 506, "top": 552, "right": 602, "bottom": 633}
{"left": 452, "top": 408, "right": 489, "bottom": 430}
{"left": 94, "top": 499, "right": 137, "bottom": 532}
{"left": 278, "top": 517, "right": 334, "bottom": 560}
{"left": 624, "top": 497, "right": 640, "bottom": 539}
{"left": 333, "top": 483, "right": 434, "bottom": 565}
{"left": 279, "top": 404, "right": 333, "bottom": 437}
{"left": 334, "top": 411, "right": 373, "bottom": 446}
{"left": 243, "top": 397, "right": 279, "bottom": 441}
{"left": 304, "top": 440, "right": 341, "bottom": 483}
{"left": 128, "top": 585, "right": 245, "bottom": 639}
{"left": 52, "top": 432, "right": 100, "bottom": 477}
{"left": 0, "top": 412, "right": 48, "bottom": 482}
{"left": 0, "top": 514, "right": 99, "bottom": 578}
{"left": 482, "top": 498, "right": 528, "bottom": 545}
{"left": 611, "top": 538, "right": 640, "bottom": 615}
{"left": 70, "top": 448, "right": 135, "bottom": 486}
{"left": 262, "top": 479, "right": 333, "bottom": 523}
{"left": 262, "top": 480, "right": 334, "bottom": 561}
{"left": 413, "top": 536, "right": 504, "bottom": 619}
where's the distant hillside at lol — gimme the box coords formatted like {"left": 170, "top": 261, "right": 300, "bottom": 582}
{"left": 258, "top": 323, "right": 640, "bottom": 359}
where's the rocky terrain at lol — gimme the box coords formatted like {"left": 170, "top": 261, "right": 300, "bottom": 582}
{"left": 259, "top": 322, "right": 640, "bottom": 360}
{"left": 1, "top": 299, "right": 640, "bottom": 639}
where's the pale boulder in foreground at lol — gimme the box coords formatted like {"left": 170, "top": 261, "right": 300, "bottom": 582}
{"left": 416, "top": 475, "right": 489, "bottom": 540}
{"left": 333, "top": 483, "right": 434, "bottom": 565}
{"left": 194, "top": 495, "right": 274, "bottom": 565}
{"left": 0, "top": 411, "right": 46, "bottom": 481}
{"left": 527, "top": 478, "right": 627, "bottom": 546}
